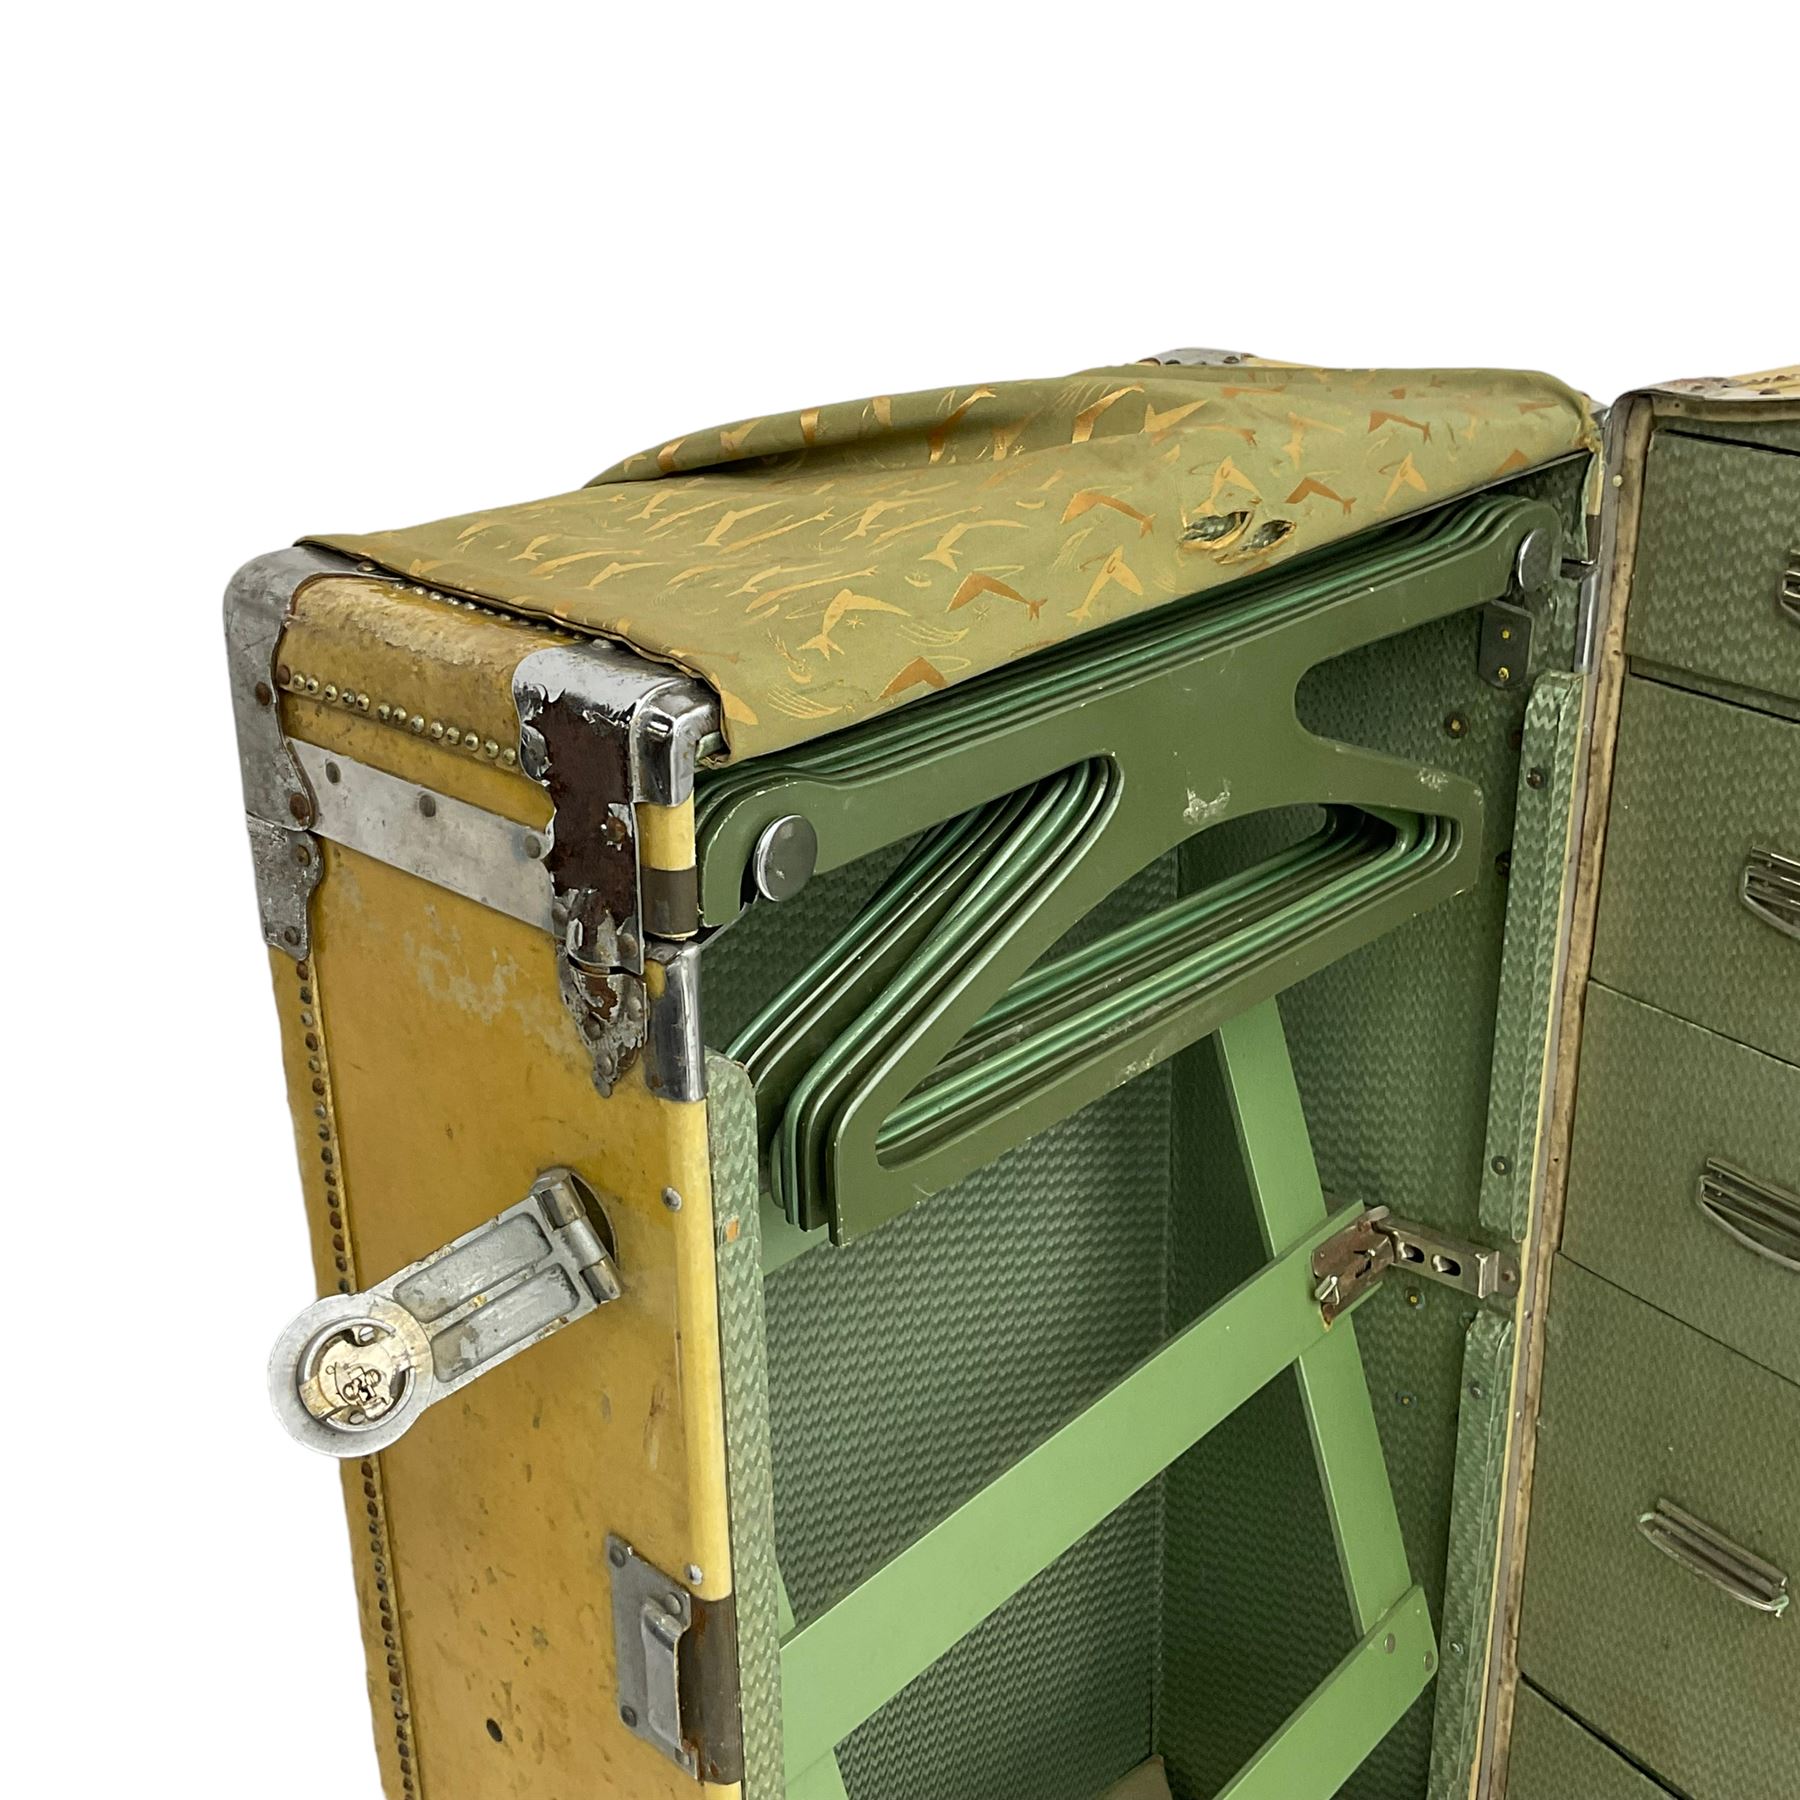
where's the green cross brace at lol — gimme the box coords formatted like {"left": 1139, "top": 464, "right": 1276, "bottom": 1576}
{"left": 776, "top": 999, "right": 1431, "bottom": 1795}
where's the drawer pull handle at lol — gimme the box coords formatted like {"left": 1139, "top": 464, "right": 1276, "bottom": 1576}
{"left": 1636, "top": 1500, "right": 1791, "bottom": 1617}
{"left": 1781, "top": 550, "right": 1800, "bottom": 626}
{"left": 1740, "top": 846, "right": 1800, "bottom": 941}
{"left": 1698, "top": 1159, "right": 1800, "bottom": 1273}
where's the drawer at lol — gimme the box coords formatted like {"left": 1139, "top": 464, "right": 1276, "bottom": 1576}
{"left": 1591, "top": 676, "right": 1800, "bottom": 1064}
{"left": 1518, "top": 1260, "right": 1799, "bottom": 1800}
{"left": 1506, "top": 1685, "right": 1672, "bottom": 1800}
{"left": 1563, "top": 984, "right": 1800, "bottom": 1382}
{"left": 1628, "top": 431, "right": 1800, "bottom": 708}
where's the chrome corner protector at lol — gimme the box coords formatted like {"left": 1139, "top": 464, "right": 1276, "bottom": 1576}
{"left": 513, "top": 640, "right": 721, "bottom": 808}
{"left": 224, "top": 545, "right": 362, "bottom": 956}
{"left": 223, "top": 546, "right": 359, "bottom": 828}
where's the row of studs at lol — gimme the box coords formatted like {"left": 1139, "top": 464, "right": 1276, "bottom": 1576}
{"left": 292, "top": 956, "right": 420, "bottom": 1795}
{"left": 277, "top": 663, "right": 522, "bottom": 770}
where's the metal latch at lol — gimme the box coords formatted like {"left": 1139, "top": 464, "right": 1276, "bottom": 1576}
{"left": 1312, "top": 1206, "right": 1520, "bottom": 1324}
{"left": 609, "top": 1537, "right": 698, "bottom": 1774}
{"left": 269, "top": 1168, "right": 621, "bottom": 1455}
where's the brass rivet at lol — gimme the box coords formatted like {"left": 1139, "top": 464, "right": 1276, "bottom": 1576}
{"left": 254, "top": 680, "right": 273, "bottom": 707}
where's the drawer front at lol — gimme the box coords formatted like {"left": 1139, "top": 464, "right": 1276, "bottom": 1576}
{"left": 1629, "top": 431, "right": 1800, "bottom": 708}
{"left": 1519, "top": 1260, "right": 1800, "bottom": 1799}
{"left": 1591, "top": 676, "right": 1800, "bottom": 1064}
{"left": 1564, "top": 984, "right": 1800, "bottom": 1382}
{"left": 1507, "top": 1685, "right": 1672, "bottom": 1800}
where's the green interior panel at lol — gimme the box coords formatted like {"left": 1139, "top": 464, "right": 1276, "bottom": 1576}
{"left": 698, "top": 462, "right": 1589, "bottom": 1800}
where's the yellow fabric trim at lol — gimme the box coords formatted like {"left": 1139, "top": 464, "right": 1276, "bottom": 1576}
{"left": 638, "top": 800, "right": 696, "bottom": 872}
{"left": 313, "top": 361, "right": 1599, "bottom": 760}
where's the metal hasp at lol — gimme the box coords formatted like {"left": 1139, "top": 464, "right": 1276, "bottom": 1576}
{"left": 513, "top": 644, "right": 719, "bottom": 1095}
{"left": 223, "top": 546, "right": 363, "bottom": 957}
{"left": 1311, "top": 1207, "right": 1519, "bottom": 1325}
{"left": 268, "top": 1168, "right": 621, "bottom": 1456}
{"left": 709, "top": 493, "right": 1562, "bottom": 1242}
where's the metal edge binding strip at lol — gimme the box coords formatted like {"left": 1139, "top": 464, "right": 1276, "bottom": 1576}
{"left": 291, "top": 739, "right": 554, "bottom": 932}
{"left": 1696, "top": 1158, "right": 1800, "bottom": 1273}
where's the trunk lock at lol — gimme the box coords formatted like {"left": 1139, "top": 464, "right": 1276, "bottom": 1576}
{"left": 269, "top": 1168, "right": 622, "bottom": 1456}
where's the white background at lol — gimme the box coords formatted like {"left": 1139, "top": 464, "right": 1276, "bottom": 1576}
{"left": 8, "top": 5, "right": 1793, "bottom": 1795}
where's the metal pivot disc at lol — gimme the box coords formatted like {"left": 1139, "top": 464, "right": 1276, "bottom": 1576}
{"left": 750, "top": 813, "right": 818, "bottom": 903}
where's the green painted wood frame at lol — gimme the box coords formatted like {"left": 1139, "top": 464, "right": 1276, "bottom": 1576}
{"left": 775, "top": 1000, "right": 1435, "bottom": 1796}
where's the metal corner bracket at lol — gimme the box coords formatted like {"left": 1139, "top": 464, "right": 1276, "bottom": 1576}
{"left": 223, "top": 545, "right": 364, "bottom": 957}
{"left": 512, "top": 643, "right": 721, "bottom": 1096}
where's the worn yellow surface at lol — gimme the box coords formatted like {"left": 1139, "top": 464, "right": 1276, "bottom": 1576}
{"left": 313, "top": 361, "right": 1597, "bottom": 758}
{"left": 268, "top": 599, "right": 735, "bottom": 1800}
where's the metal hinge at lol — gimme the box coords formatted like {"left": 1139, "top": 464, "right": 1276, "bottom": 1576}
{"left": 1312, "top": 1207, "right": 1520, "bottom": 1325}
{"left": 268, "top": 1168, "right": 621, "bottom": 1455}
{"left": 1476, "top": 524, "right": 1559, "bottom": 690}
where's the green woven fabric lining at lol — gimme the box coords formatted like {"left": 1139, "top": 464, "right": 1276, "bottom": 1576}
{"left": 1424, "top": 1311, "right": 1515, "bottom": 1800}
{"left": 705, "top": 1054, "right": 785, "bottom": 1800}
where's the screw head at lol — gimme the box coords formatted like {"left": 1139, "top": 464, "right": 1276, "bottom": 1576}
{"left": 1491, "top": 1155, "right": 1511, "bottom": 1176}
{"left": 608, "top": 1543, "right": 627, "bottom": 1568}
{"left": 1526, "top": 765, "right": 1547, "bottom": 790}
{"left": 288, "top": 792, "right": 313, "bottom": 825}
{"left": 417, "top": 793, "right": 437, "bottom": 818}
{"left": 1442, "top": 712, "right": 1467, "bottom": 739}
{"left": 620, "top": 1705, "right": 637, "bottom": 1729}
{"left": 662, "top": 1187, "right": 683, "bottom": 1212}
